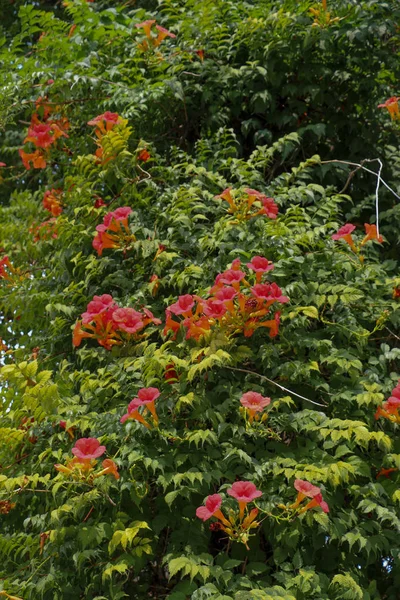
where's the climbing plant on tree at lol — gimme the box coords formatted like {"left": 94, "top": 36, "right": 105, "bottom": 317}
{"left": 0, "top": 1, "right": 399, "bottom": 599}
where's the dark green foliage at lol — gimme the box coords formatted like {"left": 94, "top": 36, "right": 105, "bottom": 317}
{"left": 0, "top": 1, "right": 399, "bottom": 599}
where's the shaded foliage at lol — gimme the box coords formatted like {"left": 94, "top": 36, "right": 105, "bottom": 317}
{"left": 0, "top": 1, "right": 399, "bottom": 599}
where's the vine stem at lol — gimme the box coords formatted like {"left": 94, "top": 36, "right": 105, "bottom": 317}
{"left": 321, "top": 159, "right": 400, "bottom": 202}
{"left": 224, "top": 366, "right": 328, "bottom": 407}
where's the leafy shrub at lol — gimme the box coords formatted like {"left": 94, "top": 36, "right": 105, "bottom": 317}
{"left": 0, "top": 1, "right": 399, "bottom": 599}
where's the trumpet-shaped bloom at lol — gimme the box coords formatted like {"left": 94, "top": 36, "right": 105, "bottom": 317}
{"left": 0, "top": 256, "right": 11, "bottom": 279}
{"left": 138, "top": 149, "right": 150, "bottom": 161}
{"left": 361, "top": 223, "right": 383, "bottom": 245}
{"left": 92, "top": 207, "right": 133, "bottom": 255}
{"left": 260, "top": 197, "right": 278, "bottom": 219}
{"left": 240, "top": 391, "right": 271, "bottom": 412}
{"left": 135, "top": 20, "right": 156, "bottom": 38}
{"left": 100, "top": 459, "right": 120, "bottom": 480}
{"left": 251, "top": 282, "right": 289, "bottom": 304}
{"left": 142, "top": 307, "right": 162, "bottom": 326}
{"left": 87, "top": 112, "right": 122, "bottom": 131}
{"left": 203, "top": 299, "right": 227, "bottom": 318}
{"left": 196, "top": 494, "right": 223, "bottom": 521}
{"left": 384, "top": 397, "right": 400, "bottom": 411}
{"left": 390, "top": 382, "right": 400, "bottom": 400}
{"left": 137, "top": 387, "right": 160, "bottom": 403}
{"left": 92, "top": 225, "right": 120, "bottom": 256}
{"left": 227, "top": 481, "right": 262, "bottom": 503}
{"left": 120, "top": 398, "right": 152, "bottom": 428}
{"left": 81, "top": 294, "right": 116, "bottom": 324}
{"left": 103, "top": 207, "right": 132, "bottom": 228}
{"left": 19, "top": 148, "right": 47, "bottom": 170}
{"left": 378, "top": 96, "right": 400, "bottom": 120}
{"left": 216, "top": 187, "right": 237, "bottom": 211}
{"left": 131, "top": 388, "right": 160, "bottom": 423}
{"left": 184, "top": 315, "right": 212, "bottom": 340}
{"left": 298, "top": 493, "right": 329, "bottom": 514}
{"left": 24, "top": 123, "right": 55, "bottom": 148}
{"left": 155, "top": 25, "right": 176, "bottom": 39}
{"left": 168, "top": 294, "right": 195, "bottom": 315}
{"left": 72, "top": 437, "right": 106, "bottom": 460}
{"left": 374, "top": 381, "right": 400, "bottom": 422}
{"left": 214, "top": 286, "right": 237, "bottom": 302}
{"left": 244, "top": 188, "right": 264, "bottom": 199}
{"left": 331, "top": 223, "right": 356, "bottom": 240}
{"left": 259, "top": 311, "right": 281, "bottom": 338}
{"left": 112, "top": 307, "right": 144, "bottom": 334}
{"left": 331, "top": 223, "right": 357, "bottom": 251}
{"left": 43, "top": 189, "right": 63, "bottom": 217}
{"left": 218, "top": 269, "right": 246, "bottom": 286}
{"left": 120, "top": 398, "right": 142, "bottom": 423}
{"left": 294, "top": 479, "right": 321, "bottom": 498}
{"left": 247, "top": 256, "right": 274, "bottom": 274}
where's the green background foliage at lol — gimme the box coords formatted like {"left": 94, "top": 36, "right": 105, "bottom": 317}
{"left": 0, "top": 0, "right": 399, "bottom": 598}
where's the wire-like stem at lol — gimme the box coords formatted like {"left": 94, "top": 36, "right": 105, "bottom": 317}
{"left": 321, "top": 159, "right": 400, "bottom": 201}
{"left": 224, "top": 366, "right": 328, "bottom": 407}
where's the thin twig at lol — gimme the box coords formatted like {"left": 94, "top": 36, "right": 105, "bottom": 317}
{"left": 384, "top": 326, "right": 400, "bottom": 342}
{"left": 136, "top": 163, "right": 152, "bottom": 183}
{"left": 339, "top": 165, "right": 361, "bottom": 194}
{"left": 321, "top": 159, "right": 400, "bottom": 201}
{"left": 364, "top": 158, "right": 383, "bottom": 237}
{"left": 225, "top": 366, "right": 328, "bottom": 407}
{"left": 181, "top": 71, "right": 202, "bottom": 77}
{"left": 83, "top": 506, "right": 95, "bottom": 522}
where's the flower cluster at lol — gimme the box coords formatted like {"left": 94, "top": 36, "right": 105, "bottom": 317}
{"left": 287, "top": 479, "right": 329, "bottom": 514}
{"left": 376, "top": 467, "right": 398, "bottom": 479}
{"left": 240, "top": 391, "right": 271, "bottom": 424}
{"left": 135, "top": 20, "right": 176, "bottom": 52}
{"left": 73, "top": 294, "right": 161, "bottom": 350}
{"left": 92, "top": 206, "right": 134, "bottom": 256}
{"left": 19, "top": 97, "right": 69, "bottom": 170}
{"left": 120, "top": 387, "right": 160, "bottom": 428}
{"left": 331, "top": 222, "right": 383, "bottom": 258}
{"left": 87, "top": 111, "right": 127, "bottom": 163}
{"left": 55, "top": 437, "right": 119, "bottom": 481}
{"left": 0, "top": 255, "right": 26, "bottom": 285}
{"left": 137, "top": 148, "right": 151, "bottom": 162}
{"left": 378, "top": 96, "right": 400, "bottom": 121}
{"left": 374, "top": 381, "right": 400, "bottom": 424}
{"left": 0, "top": 256, "right": 14, "bottom": 281}
{"left": 196, "top": 481, "right": 262, "bottom": 549}
{"left": 216, "top": 187, "right": 278, "bottom": 222}
{"left": 43, "top": 188, "right": 63, "bottom": 217}
{"left": 0, "top": 500, "right": 16, "bottom": 515}
{"left": 164, "top": 257, "right": 288, "bottom": 341}
{"left": 29, "top": 218, "right": 58, "bottom": 242}
{"left": 309, "top": 5, "right": 340, "bottom": 28}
